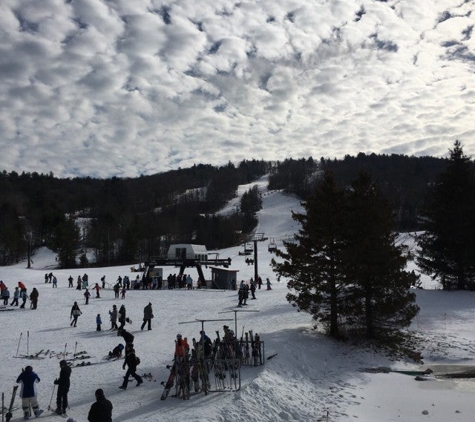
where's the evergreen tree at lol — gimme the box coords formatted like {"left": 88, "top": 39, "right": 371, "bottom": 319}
{"left": 273, "top": 171, "right": 419, "bottom": 339}
{"left": 53, "top": 216, "right": 80, "bottom": 268}
{"left": 417, "top": 141, "right": 475, "bottom": 290}
{"left": 343, "top": 172, "right": 419, "bottom": 339}
{"left": 272, "top": 171, "right": 347, "bottom": 338}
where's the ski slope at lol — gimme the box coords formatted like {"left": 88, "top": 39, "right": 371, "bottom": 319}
{"left": 1, "top": 175, "right": 475, "bottom": 422}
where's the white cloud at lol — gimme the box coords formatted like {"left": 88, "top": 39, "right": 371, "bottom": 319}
{"left": 0, "top": 0, "right": 474, "bottom": 178}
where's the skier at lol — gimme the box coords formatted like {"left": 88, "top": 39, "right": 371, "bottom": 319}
{"left": 54, "top": 360, "right": 71, "bottom": 417}
{"left": 109, "top": 305, "right": 118, "bottom": 330}
{"left": 19, "top": 288, "right": 28, "bottom": 309}
{"left": 117, "top": 329, "right": 134, "bottom": 346}
{"left": 175, "top": 334, "right": 190, "bottom": 359}
{"left": 48, "top": 272, "right": 53, "bottom": 283}
{"left": 123, "top": 276, "right": 130, "bottom": 290}
{"left": 101, "top": 275, "right": 106, "bottom": 289}
{"left": 94, "top": 283, "right": 101, "bottom": 298}
{"left": 68, "top": 275, "right": 73, "bottom": 288}
{"left": 250, "top": 278, "right": 257, "bottom": 299}
{"left": 10, "top": 286, "right": 20, "bottom": 306}
{"left": 186, "top": 274, "right": 193, "bottom": 290}
{"left": 76, "top": 276, "right": 82, "bottom": 290}
{"left": 29, "top": 288, "right": 39, "bottom": 309}
{"left": 16, "top": 365, "right": 44, "bottom": 419}
{"left": 18, "top": 281, "right": 27, "bottom": 294}
{"left": 257, "top": 276, "right": 263, "bottom": 289}
{"left": 266, "top": 278, "right": 272, "bottom": 290}
{"left": 113, "top": 283, "right": 120, "bottom": 299}
{"left": 83, "top": 273, "right": 89, "bottom": 288}
{"left": 84, "top": 288, "right": 91, "bottom": 305}
{"left": 96, "top": 314, "right": 102, "bottom": 331}
{"left": 87, "top": 388, "right": 113, "bottom": 422}
{"left": 2, "top": 285, "right": 10, "bottom": 305}
{"left": 44, "top": 274, "right": 48, "bottom": 284}
{"left": 199, "top": 330, "right": 213, "bottom": 359}
{"left": 52, "top": 275, "right": 58, "bottom": 288}
{"left": 70, "top": 301, "right": 82, "bottom": 327}
{"left": 118, "top": 304, "right": 126, "bottom": 329}
{"left": 120, "top": 286, "right": 126, "bottom": 299}
{"left": 140, "top": 302, "right": 154, "bottom": 331}
{"left": 108, "top": 344, "right": 124, "bottom": 359}
{"left": 119, "top": 346, "right": 143, "bottom": 390}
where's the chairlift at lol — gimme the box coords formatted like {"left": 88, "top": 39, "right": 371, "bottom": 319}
{"left": 268, "top": 238, "right": 277, "bottom": 253}
{"left": 238, "top": 242, "right": 254, "bottom": 256}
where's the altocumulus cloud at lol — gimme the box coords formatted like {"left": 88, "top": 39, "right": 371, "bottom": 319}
{"left": 1, "top": 0, "right": 474, "bottom": 178}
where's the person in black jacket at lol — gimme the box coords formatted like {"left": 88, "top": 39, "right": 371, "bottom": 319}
{"left": 140, "top": 302, "right": 154, "bottom": 331}
{"left": 54, "top": 360, "right": 71, "bottom": 416}
{"left": 117, "top": 328, "right": 134, "bottom": 346}
{"left": 87, "top": 389, "right": 112, "bottom": 422}
{"left": 119, "top": 346, "right": 143, "bottom": 390}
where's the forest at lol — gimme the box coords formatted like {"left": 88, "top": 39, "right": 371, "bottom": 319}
{"left": 0, "top": 152, "right": 464, "bottom": 268}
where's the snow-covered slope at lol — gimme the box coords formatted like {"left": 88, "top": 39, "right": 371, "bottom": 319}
{"left": 1, "top": 175, "right": 475, "bottom": 422}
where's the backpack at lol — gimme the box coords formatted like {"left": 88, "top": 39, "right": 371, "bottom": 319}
{"left": 135, "top": 356, "right": 141, "bottom": 365}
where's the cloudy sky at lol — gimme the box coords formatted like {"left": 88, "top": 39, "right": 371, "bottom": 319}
{"left": 1, "top": 0, "right": 474, "bottom": 178}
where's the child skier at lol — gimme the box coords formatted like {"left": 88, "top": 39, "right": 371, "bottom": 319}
{"left": 96, "top": 314, "right": 102, "bottom": 331}
{"left": 108, "top": 344, "right": 124, "bottom": 359}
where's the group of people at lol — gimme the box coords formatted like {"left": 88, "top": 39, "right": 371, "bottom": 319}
{"left": 44, "top": 272, "right": 58, "bottom": 287}
{"left": 15, "top": 364, "right": 112, "bottom": 421}
{"left": 236, "top": 277, "right": 273, "bottom": 307}
{"left": 1, "top": 281, "right": 38, "bottom": 309}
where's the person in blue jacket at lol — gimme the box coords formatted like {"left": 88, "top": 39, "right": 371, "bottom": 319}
{"left": 16, "top": 365, "right": 44, "bottom": 419}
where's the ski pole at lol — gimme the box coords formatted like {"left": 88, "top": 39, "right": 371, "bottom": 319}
{"left": 27, "top": 331, "right": 29, "bottom": 355}
{"left": 16, "top": 332, "right": 23, "bottom": 357}
{"left": 63, "top": 343, "right": 67, "bottom": 357}
{"left": 47, "top": 385, "right": 56, "bottom": 411}
{"left": 74, "top": 341, "right": 78, "bottom": 356}
{"left": 2, "top": 392, "right": 5, "bottom": 422}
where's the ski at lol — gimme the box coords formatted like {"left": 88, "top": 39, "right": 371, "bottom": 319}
{"left": 5, "top": 385, "right": 18, "bottom": 422}
{"left": 160, "top": 363, "right": 176, "bottom": 400}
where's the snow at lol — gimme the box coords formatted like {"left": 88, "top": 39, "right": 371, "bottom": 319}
{"left": 2, "top": 175, "right": 475, "bottom": 422}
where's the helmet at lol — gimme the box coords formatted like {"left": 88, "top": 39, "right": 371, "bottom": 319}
{"left": 176, "top": 333, "right": 182, "bottom": 339}
{"left": 25, "top": 366, "right": 33, "bottom": 372}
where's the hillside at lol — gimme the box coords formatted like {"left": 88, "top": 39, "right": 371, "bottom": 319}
{"left": 1, "top": 176, "right": 475, "bottom": 422}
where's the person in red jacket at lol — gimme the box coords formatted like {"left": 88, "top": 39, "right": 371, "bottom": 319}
{"left": 94, "top": 283, "right": 101, "bottom": 298}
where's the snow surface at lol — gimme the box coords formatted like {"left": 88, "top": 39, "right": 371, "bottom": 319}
{"left": 2, "top": 175, "right": 475, "bottom": 422}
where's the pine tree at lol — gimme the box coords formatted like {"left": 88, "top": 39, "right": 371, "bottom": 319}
{"left": 272, "top": 171, "right": 347, "bottom": 338}
{"left": 343, "top": 172, "right": 419, "bottom": 339}
{"left": 53, "top": 216, "right": 80, "bottom": 268}
{"left": 417, "top": 141, "right": 475, "bottom": 290}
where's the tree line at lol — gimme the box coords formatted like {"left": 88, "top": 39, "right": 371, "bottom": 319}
{"left": 1, "top": 141, "right": 474, "bottom": 301}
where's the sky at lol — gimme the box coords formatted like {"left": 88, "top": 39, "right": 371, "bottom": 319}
{"left": 2, "top": 175, "right": 475, "bottom": 421}
{"left": 0, "top": 0, "right": 475, "bottom": 179}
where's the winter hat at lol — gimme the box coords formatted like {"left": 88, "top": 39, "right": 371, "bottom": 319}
{"left": 60, "top": 360, "right": 68, "bottom": 366}
{"left": 95, "top": 388, "right": 105, "bottom": 398}
{"left": 176, "top": 333, "right": 182, "bottom": 339}
{"left": 25, "top": 366, "right": 33, "bottom": 372}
